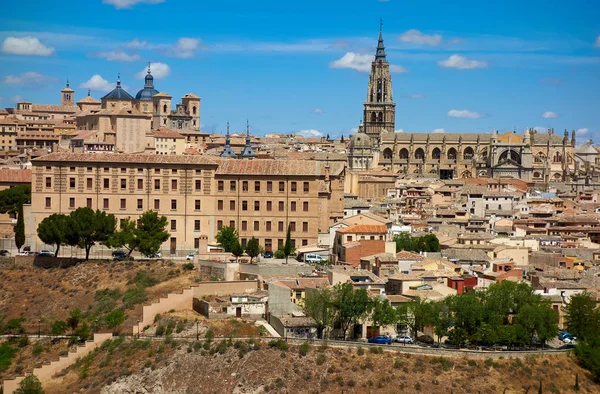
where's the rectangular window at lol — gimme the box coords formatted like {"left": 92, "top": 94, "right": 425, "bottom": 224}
{"left": 70, "top": 167, "right": 75, "bottom": 172}
{"left": 291, "top": 182, "right": 297, "bottom": 192}
{"left": 303, "top": 201, "right": 309, "bottom": 212}
{"left": 195, "top": 180, "right": 201, "bottom": 191}
{"left": 278, "top": 221, "right": 284, "bottom": 232}
{"left": 242, "top": 181, "right": 248, "bottom": 192}
{"left": 194, "top": 238, "right": 200, "bottom": 249}
{"left": 172, "top": 168, "right": 177, "bottom": 174}
{"left": 45, "top": 177, "right": 51, "bottom": 188}
{"left": 121, "top": 168, "right": 126, "bottom": 174}
{"left": 241, "top": 238, "right": 247, "bottom": 248}
{"left": 120, "top": 199, "right": 126, "bottom": 209}
{"left": 230, "top": 200, "right": 236, "bottom": 211}
{"left": 303, "top": 222, "right": 308, "bottom": 232}
{"left": 170, "top": 220, "right": 176, "bottom": 231}
{"left": 194, "top": 220, "right": 201, "bottom": 231}
{"left": 218, "top": 200, "right": 223, "bottom": 210}
{"left": 103, "top": 198, "right": 109, "bottom": 209}
{"left": 267, "top": 201, "right": 272, "bottom": 211}
{"left": 229, "top": 220, "right": 235, "bottom": 229}
{"left": 171, "top": 199, "right": 177, "bottom": 210}
{"left": 291, "top": 201, "right": 296, "bottom": 212}
{"left": 254, "top": 221, "right": 259, "bottom": 231}
{"left": 242, "top": 200, "right": 248, "bottom": 211}
{"left": 69, "top": 198, "right": 75, "bottom": 208}
{"left": 171, "top": 179, "right": 177, "bottom": 191}
{"left": 45, "top": 197, "right": 51, "bottom": 208}
{"left": 104, "top": 178, "right": 109, "bottom": 189}
{"left": 218, "top": 181, "right": 224, "bottom": 192}
{"left": 217, "top": 220, "right": 223, "bottom": 230}
{"left": 278, "top": 239, "right": 284, "bottom": 249}
{"left": 154, "top": 168, "right": 160, "bottom": 174}
{"left": 230, "top": 181, "right": 236, "bottom": 192}
{"left": 303, "top": 182, "right": 309, "bottom": 193}
{"left": 137, "top": 179, "right": 143, "bottom": 190}
{"left": 266, "top": 221, "right": 272, "bottom": 231}
{"left": 154, "top": 179, "right": 160, "bottom": 190}
{"left": 267, "top": 181, "right": 272, "bottom": 192}
{"left": 302, "top": 239, "right": 308, "bottom": 246}
{"left": 86, "top": 198, "right": 92, "bottom": 208}
{"left": 254, "top": 201, "right": 260, "bottom": 211}
{"left": 86, "top": 178, "right": 93, "bottom": 189}
{"left": 290, "top": 222, "right": 296, "bottom": 232}
{"left": 254, "top": 181, "right": 260, "bottom": 192}
{"left": 137, "top": 168, "right": 143, "bottom": 174}
{"left": 195, "top": 200, "right": 201, "bottom": 210}
{"left": 279, "top": 181, "right": 285, "bottom": 192}
{"left": 242, "top": 221, "right": 248, "bottom": 231}
{"left": 278, "top": 201, "right": 284, "bottom": 211}
{"left": 137, "top": 199, "right": 143, "bottom": 210}
{"left": 195, "top": 169, "right": 201, "bottom": 175}
{"left": 69, "top": 178, "right": 75, "bottom": 188}
{"left": 121, "top": 179, "right": 126, "bottom": 189}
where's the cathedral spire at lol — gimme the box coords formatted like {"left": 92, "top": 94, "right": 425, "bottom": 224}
{"left": 220, "top": 121, "right": 237, "bottom": 158}
{"left": 375, "top": 19, "right": 386, "bottom": 61}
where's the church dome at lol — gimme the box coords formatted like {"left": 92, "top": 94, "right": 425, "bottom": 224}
{"left": 135, "top": 65, "right": 159, "bottom": 101}
{"left": 350, "top": 132, "right": 373, "bottom": 148}
{"left": 102, "top": 76, "right": 134, "bottom": 100}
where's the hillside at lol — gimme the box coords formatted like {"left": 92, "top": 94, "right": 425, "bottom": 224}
{"left": 43, "top": 338, "right": 598, "bottom": 394}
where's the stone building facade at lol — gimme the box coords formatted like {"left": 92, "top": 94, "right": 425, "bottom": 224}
{"left": 30, "top": 153, "right": 345, "bottom": 254}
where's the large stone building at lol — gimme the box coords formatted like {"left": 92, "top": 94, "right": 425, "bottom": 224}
{"left": 347, "top": 27, "right": 585, "bottom": 183}
{"left": 30, "top": 153, "right": 345, "bottom": 254}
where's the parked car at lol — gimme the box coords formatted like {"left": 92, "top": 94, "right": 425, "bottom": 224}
{"left": 368, "top": 335, "right": 392, "bottom": 345}
{"left": 145, "top": 252, "right": 162, "bottom": 258}
{"left": 186, "top": 252, "right": 197, "bottom": 261}
{"left": 558, "top": 332, "right": 573, "bottom": 341}
{"left": 38, "top": 250, "right": 55, "bottom": 257}
{"left": 563, "top": 336, "right": 577, "bottom": 344}
{"left": 18, "top": 251, "right": 35, "bottom": 256}
{"left": 394, "top": 335, "right": 414, "bottom": 344}
{"left": 0, "top": 250, "right": 9, "bottom": 256}
{"left": 417, "top": 334, "right": 434, "bottom": 344}
{"left": 304, "top": 253, "right": 326, "bottom": 264}
{"left": 263, "top": 250, "right": 273, "bottom": 258}
{"left": 112, "top": 250, "right": 133, "bottom": 261}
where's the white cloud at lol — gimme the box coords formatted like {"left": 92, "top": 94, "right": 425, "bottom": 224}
{"left": 433, "top": 128, "right": 445, "bottom": 133}
{"left": 297, "top": 129, "right": 323, "bottom": 138}
{"left": 165, "top": 37, "right": 202, "bottom": 58}
{"left": 411, "top": 93, "right": 425, "bottom": 99}
{"left": 135, "top": 62, "right": 170, "bottom": 79}
{"left": 395, "top": 129, "right": 404, "bottom": 133}
{"left": 1, "top": 36, "right": 55, "bottom": 56}
{"left": 576, "top": 128, "right": 589, "bottom": 135}
{"left": 542, "top": 111, "right": 558, "bottom": 119}
{"left": 94, "top": 50, "right": 141, "bottom": 61}
{"left": 534, "top": 126, "right": 546, "bottom": 133}
{"left": 398, "top": 29, "right": 442, "bottom": 46}
{"left": 447, "top": 109, "right": 484, "bottom": 119}
{"left": 126, "top": 39, "right": 148, "bottom": 49}
{"left": 438, "top": 54, "right": 488, "bottom": 69}
{"left": 313, "top": 108, "right": 324, "bottom": 114}
{"left": 330, "top": 52, "right": 407, "bottom": 73}
{"left": 595, "top": 35, "right": 600, "bottom": 47}
{"left": 103, "top": 0, "right": 164, "bottom": 9}
{"left": 3, "top": 72, "right": 56, "bottom": 87}
{"left": 80, "top": 75, "right": 114, "bottom": 92}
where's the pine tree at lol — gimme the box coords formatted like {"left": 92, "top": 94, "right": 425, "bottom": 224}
{"left": 15, "top": 202, "right": 25, "bottom": 252}
{"left": 283, "top": 224, "right": 293, "bottom": 264}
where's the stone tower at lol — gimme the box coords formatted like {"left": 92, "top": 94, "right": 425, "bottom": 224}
{"left": 61, "top": 80, "right": 74, "bottom": 106}
{"left": 152, "top": 92, "right": 173, "bottom": 129}
{"left": 362, "top": 21, "right": 395, "bottom": 145}
{"left": 181, "top": 93, "right": 201, "bottom": 131}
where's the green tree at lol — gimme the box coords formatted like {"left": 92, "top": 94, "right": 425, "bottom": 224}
{"left": 51, "top": 320, "right": 68, "bottom": 335}
{"left": 68, "top": 208, "right": 116, "bottom": 260}
{"left": 283, "top": 224, "right": 294, "bottom": 264}
{"left": 230, "top": 239, "right": 244, "bottom": 261}
{"left": 370, "top": 297, "right": 397, "bottom": 331}
{"left": 106, "top": 217, "right": 138, "bottom": 256}
{"left": 332, "top": 283, "right": 372, "bottom": 340}
{"left": 393, "top": 232, "right": 413, "bottom": 253}
{"left": 303, "top": 287, "right": 335, "bottom": 339}
{"left": 37, "top": 214, "right": 70, "bottom": 256}
{"left": 66, "top": 308, "right": 82, "bottom": 333}
{"left": 14, "top": 374, "right": 44, "bottom": 394}
{"left": 104, "top": 309, "right": 125, "bottom": 332}
{"left": 515, "top": 297, "right": 559, "bottom": 346}
{"left": 564, "top": 292, "right": 600, "bottom": 341}
{"left": 15, "top": 202, "right": 25, "bottom": 252}
{"left": 0, "top": 185, "right": 31, "bottom": 251}
{"left": 245, "top": 237, "right": 261, "bottom": 264}
{"left": 399, "top": 297, "right": 436, "bottom": 339}
{"left": 135, "top": 211, "right": 170, "bottom": 257}
{"left": 215, "top": 226, "right": 239, "bottom": 253}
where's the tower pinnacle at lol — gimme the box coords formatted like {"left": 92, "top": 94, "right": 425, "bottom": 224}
{"left": 375, "top": 19, "right": 386, "bottom": 61}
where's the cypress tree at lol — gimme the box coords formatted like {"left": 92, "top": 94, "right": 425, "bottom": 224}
{"left": 15, "top": 202, "right": 25, "bottom": 251}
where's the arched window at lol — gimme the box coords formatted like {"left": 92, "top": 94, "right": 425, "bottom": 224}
{"left": 533, "top": 172, "right": 541, "bottom": 178}
{"left": 553, "top": 173, "right": 562, "bottom": 180}
{"left": 399, "top": 148, "right": 409, "bottom": 159}
{"left": 414, "top": 148, "right": 424, "bottom": 160}
{"left": 553, "top": 151, "right": 562, "bottom": 163}
{"left": 192, "top": 106, "right": 197, "bottom": 115}
{"left": 461, "top": 170, "right": 472, "bottom": 178}
{"left": 535, "top": 152, "right": 546, "bottom": 163}
{"left": 163, "top": 104, "right": 167, "bottom": 113}
{"left": 499, "top": 150, "right": 521, "bottom": 164}
{"left": 378, "top": 112, "right": 383, "bottom": 122}
{"left": 383, "top": 148, "right": 393, "bottom": 159}
{"left": 432, "top": 147, "right": 441, "bottom": 160}
{"left": 377, "top": 79, "right": 382, "bottom": 102}
{"left": 447, "top": 148, "right": 457, "bottom": 160}
{"left": 480, "top": 149, "right": 488, "bottom": 161}
{"left": 371, "top": 112, "right": 377, "bottom": 122}
{"left": 463, "top": 147, "right": 474, "bottom": 160}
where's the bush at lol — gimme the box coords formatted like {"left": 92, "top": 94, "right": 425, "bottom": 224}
{"left": 484, "top": 358, "right": 493, "bottom": 368}
{"left": 0, "top": 344, "right": 16, "bottom": 372}
{"left": 369, "top": 346, "right": 383, "bottom": 354}
{"left": 14, "top": 374, "right": 44, "bottom": 394}
{"left": 32, "top": 342, "right": 44, "bottom": 357}
{"left": 104, "top": 309, "right": 125, "bottom": 329}
{"left": 17, "top": 335, "right": 29, "bottom": 348}
{"left": 205, "top": 328, "right": 215, "bottom": 342}
{"left": 316, "top": 353, "right": 327, "bottom": 366}
{"left": 182, "top": 262, "right": 195, "bottom": 271}
{"left": 155, "top": 325, "right": 165, "bottom": 336}
{"left": 128, "top": 271, "right": 160, "bottom": 288}
{"left": 122, "top": 286, "right": 147, "bottom": 309}
{"left": 51, "top": 320, "right": 68, "bottom": 335}
{"left": 299, "top": 342, "right": 310, "bottom": 357}
{"left": 4, "top": 318, "right": 25, "bottom": 335}
{"left": 274, "top": 249, "right": 285, "bottom": 259}
{"left": 268, "top": 339, "right": 288, "bottom": 352}
{"left": 357, "top": 346, "right": 365, "bottom": 356}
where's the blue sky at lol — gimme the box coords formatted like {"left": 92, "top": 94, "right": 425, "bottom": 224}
{"left": 0, "top": 0, "right": 599, "bottom": 139}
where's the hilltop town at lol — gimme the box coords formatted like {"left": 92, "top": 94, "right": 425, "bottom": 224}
{"left": 1, "top": 25, "right": 599, "bottom": 394}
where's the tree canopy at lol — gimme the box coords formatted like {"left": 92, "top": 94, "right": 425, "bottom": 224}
{"left": 245, "top": 237, "right": 261, "bottom": 264}
{"left": 37, "top": 214, "right": 70, "bottom": 256}
{"left": 564, "top": 292, "right": 600, "bottom": 381}
{"left": 0, "top": 185, "right": 31, "bottom": 251}
{"left": 68, "top": 208, "right": 116, "bottom": 260}
{"left": 107, "top": 211, "right": 169, "bottom": 257}
{"left": 394, "top": 232, "right": 440, "bottom": 253}
{"left": 216, "top": 226, "right": 239, "bottom": 253}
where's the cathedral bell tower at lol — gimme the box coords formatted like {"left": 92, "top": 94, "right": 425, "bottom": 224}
{"left": 363, "top": 20, "right": 396, "bottom": 145}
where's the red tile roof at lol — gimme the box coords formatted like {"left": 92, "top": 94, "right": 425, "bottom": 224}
{"left": 0, "top": 169, "right": 32, "bottom": 184}
{"left": 337, "top": 224, "right": 388, "bottom": 234}
{"left": 396, "top": 250, "right": 425, "bottom": 260}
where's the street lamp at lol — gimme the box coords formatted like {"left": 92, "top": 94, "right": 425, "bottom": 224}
{"left": 38, "top": 319, "right": 41, "bottom": 338}
{"left": 196, "top": 319, "right": 199, "bottom": 341}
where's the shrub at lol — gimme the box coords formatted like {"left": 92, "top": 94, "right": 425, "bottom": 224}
{"left": 15, "top": 374, "right": 44, "bottom": 394}
{"left": 357, "top": 346, "right": 365, "bottom": 356}
{"left": 5, "top": 318, "right": 25, "bottom": 335}
{"left": 205, "top": 328, "right": 215, "bottom": 342}
{"left": 467, "top": 359, "right": 478, "bottom": 367}
{"left": 414, "top": 382, "right": 422, "bottom": 391}
{"left": 128, "top": 271, "right": 160, "bottom": 288}
{"left": 484, "top": 358, "right": 493, "bottom": 368}
{"left": 32, "top": 342, "right": 44, "bottom": 357}
{"left": 175, "top": 321, "right": 185, "bottom": 334}
{"left": 0, "top": 344, "right": 16, "bottom": 372}
{"left": 393, "top": 358, "right": 401, "bottom": 369}
{"left": 51, "top": 320, "right": 68, "bottom": 335}
{"left": 298, "top": 342, "right": 310, "bottom": 357}
{"left": 155, "top": 325, "right": 166, "bottom": 336}
{"left": 122, "top": 286, "right": 147, "bottom": 309}
{"left": 18, "top": 335, "right": 29, "bottom": 348}
{"left": 274, "top": 249, "right": 285, "bottom": 259}
{"left": 316, "top": 353, "right": 327, "bottom": 366}
{"left": 268, "top": 339, "right": 288, "bottom": 352}
{"left": 182, "top": 262, "right": 195, "bottom": 271}
{"left": 369, "top": 346, "right": 383, "bottom": 354}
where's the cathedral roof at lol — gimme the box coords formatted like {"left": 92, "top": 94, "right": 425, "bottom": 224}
{"left": 77, "top": 90, "right": 100, "bottom": 104}
{"left": 350, "top": 133, "right": 374, "bottom": 148}
{"left": 380, "top": 132, "right": 488, "bottom": 143}
{"left": 102, "top": 76, "right": 134, "bottom": 101}
{"left": 375, "top": 21, "right": 386, "bottom": 61}
{"left": 135, "top": 65, "right": 160, "bottom": 101}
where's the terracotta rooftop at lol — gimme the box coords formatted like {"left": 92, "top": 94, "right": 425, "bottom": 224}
{"left": 155, "top": 128, "right": 185, "bottom": 139}
{"left": 32, "top": 152, "right": 218, "bottom": 166}
{"left": 396, "top": 250, "right": 425, "bottom": 260}
{"left": 337, "top": 224, "right": 388, "bottom": 234}
{"left": 0, "top": 169, "right": 32, "bottom": 184}
{"left": 215, "top": 159, "right": 344, "bottom": 177}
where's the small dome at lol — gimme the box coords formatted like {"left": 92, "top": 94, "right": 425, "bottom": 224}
{"left": 135, "top": 67, "right": 159, "bottom": 101}
{"left": 102, "top": 76, "right": 134, "bottom": 100}
{"left": 350, "top": 133, "right": 373, "bottom": 148}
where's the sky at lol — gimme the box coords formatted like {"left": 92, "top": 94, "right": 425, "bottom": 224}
{"left": 0, "top": 0, "right": 599, "bottom": 140}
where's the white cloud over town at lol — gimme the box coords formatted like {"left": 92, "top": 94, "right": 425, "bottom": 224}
{"left": 1, "top": 37, "right": 55, "bottom": 56}
{"left": 94, "top": 50, "right": 141, "bottom": 61}
{"left": 438, "top": 54, "right": 488, "bottom": 69}
{"left": 447, "top": 109, "right": 484, "bottom": 119}
{"left": 103, "top": 0, "right": 165, "bottom": 9}
{"left": 542, "top": 111, "right": 558, "bottom": 119}
{"left": 398, "top": 29, "right": 442, "bottom": 46}
{"left": 330, "top": 52, "right": 407, "bottom": 73}
{"left": 80, "top": 74, "right": 115, "bottom": 92}
{"left": 3, "top": 71, "right": 56, "bottom": 87}
{"left": 135, "top": 62, "right": 171, "bottom": 79}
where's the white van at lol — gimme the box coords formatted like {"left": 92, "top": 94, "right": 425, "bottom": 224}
{"left": 304, "top": 254, "right": 326, "bottom": 264}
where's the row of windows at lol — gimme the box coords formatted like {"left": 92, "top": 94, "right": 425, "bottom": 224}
{"left": 217, "top": 200, "right": 310, "bottom": 212}
{"left": 49, "top": 177, "right": 203, "bottom": 192}
{"left": 217, "top": 180, "right": 310, "bottom": 193}
{"left": 45, "top": 197, "right": 201, "bottom": 211}
{"left": 49, "top": 166, "right": 203, "bottom": 175}
{"left": 216, "top": 220, "right": 309, "bottom": 233}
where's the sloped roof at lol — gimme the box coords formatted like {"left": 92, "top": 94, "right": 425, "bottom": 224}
{"left": 337, "top": 224, "right": 388, "bottom": 234}
{"left": 155, "top": 128, "right": 185, "bottom": 139}
{"left": 215, "top": 159, "right": 344, "bottom": 177}
{"left": 0, "top": 169, "right": 31, "bottom": 184}
{"left": 396, "top": 250, "right": 425, "bottom": 260}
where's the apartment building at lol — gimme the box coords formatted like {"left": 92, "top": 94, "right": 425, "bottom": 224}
{"left": 30, "top": 153, "right": 345, "bottom": 254}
